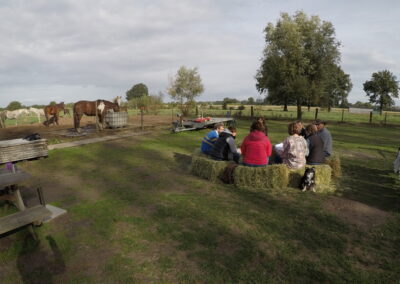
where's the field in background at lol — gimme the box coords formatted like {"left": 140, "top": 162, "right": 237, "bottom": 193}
{"left": 0, "top": 119, "right": 399, "bottom": 283}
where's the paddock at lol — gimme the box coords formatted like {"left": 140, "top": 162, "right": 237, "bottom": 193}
{"left": 0, "top": 119, "right": 399, "bottom": 283}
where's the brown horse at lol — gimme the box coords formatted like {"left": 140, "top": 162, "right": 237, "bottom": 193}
{"left": 43, "top": 102, "right": 65, "bottom": 127}
{"left": 73, "top": 100, "right": 120, "bottom": 133}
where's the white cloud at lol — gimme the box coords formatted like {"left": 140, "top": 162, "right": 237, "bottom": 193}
{"left": 0, "top": 0, "right": 399, "bottom": 107}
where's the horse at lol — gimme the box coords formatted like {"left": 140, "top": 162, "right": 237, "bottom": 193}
{"left": 43, "top": 102, "right": 65, "bottom": 127}
{"left": 4, "top": 109, "right": 30, "bottom": 126}
{"left": 113, "top": 96, "right": 122, "bottom": 107}
{"left": 28, "top": 107, "right": 45, "bottom": 123}
{"left": 73, "top": 100, "right": 120, "bottom": 133}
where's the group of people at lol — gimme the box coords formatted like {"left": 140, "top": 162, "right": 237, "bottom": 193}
{"left": 200, "top": 118, "right": 332, "bottom": 170}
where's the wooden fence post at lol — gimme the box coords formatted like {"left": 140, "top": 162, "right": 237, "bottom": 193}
{"left": 140, "top": 107, "right": 144, "bottom": 130}
{"left": 95, "top": 100, "right": 99, "bottom": 132}
{"left": 315, "top": 108, "right": 319, "bottom": 120}
{"left": 384, "top": 112, "right": 387, "bottom": 125}
{"left": 251, "top": 106, "right": 254, "bottom": 118}
{"left": 341, "top": 109, "right": 344, "bottom": 122}
{"left": 369, "top": 111, "right": 373, "bottom": 124}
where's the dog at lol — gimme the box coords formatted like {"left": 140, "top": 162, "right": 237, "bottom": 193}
{"left": 394, "top": 147, "right": 400, "bottom": 175}
{"left": 299, "top": 167, "right": 316, "bottom": 192}
{"left": 23, "top": 133, "right": 42, "bottom": 141}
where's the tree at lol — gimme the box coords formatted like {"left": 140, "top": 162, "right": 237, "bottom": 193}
{"left": 7, "top": 101, "right": 22, "bottom": 110}
{"left": 363, "top": 70, "right": 399, "bottom": 115}
{"left": 323, "top": 64, "right": 352, "bottom": 111}
{"left": 126, "top": 83, "right": 149, "bottom": 101}
{"left": 247, "top": 97, "right": 255, "bottom": 104}
{"left": 128, "top": 93, "right": 164, "bottom": 114}
{"left": 256, "top": 11, "right": 341, "bottom": 119}
{"left": 167, "top": 66, "right": 204, "bottom": 116}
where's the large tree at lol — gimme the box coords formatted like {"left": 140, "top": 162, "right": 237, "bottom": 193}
{"left": 6, "top": 101, "right": 22, "bottom": 110}
{"left": 363, "top": 70, "right": 399, "bottom": 115}
{"left": 323, "top": 64, "right": 352, "bottom": 111}
{"left": 256, "top": 11, "right": 341, "bottom": 119}
{"left": 126, "top": 83, "right": 149, "bottom": 101}
{"left": 167, "top": 66, "right": 204, "bottom": 116}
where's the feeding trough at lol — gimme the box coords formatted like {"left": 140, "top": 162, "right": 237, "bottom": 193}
{"left": 104, "top": 111, "right": 129, "bottom": 129}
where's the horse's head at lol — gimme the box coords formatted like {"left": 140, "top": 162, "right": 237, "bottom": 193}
{"left": 113, "top": 96, "right": 122, "bottom": 107}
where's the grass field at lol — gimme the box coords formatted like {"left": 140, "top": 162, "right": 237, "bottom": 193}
{"left": 0, "top": 120, "right": 399, "bottom": 283}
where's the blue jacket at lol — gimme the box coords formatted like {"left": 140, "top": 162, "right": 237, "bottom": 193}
{"left": 201, "top": 130, "right": 219, "bottom": 154}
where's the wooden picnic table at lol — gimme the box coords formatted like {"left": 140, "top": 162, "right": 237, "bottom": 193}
{"left": 0, "top": 139, "right": 51, "bottom": 239}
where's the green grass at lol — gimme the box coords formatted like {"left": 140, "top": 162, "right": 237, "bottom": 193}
{"left": 0, "top": 119, "right": 399, "bottom": 283}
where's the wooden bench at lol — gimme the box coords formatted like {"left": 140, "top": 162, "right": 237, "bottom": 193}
{"left": 0, "top": 205, "right": 51, "bottom": 237}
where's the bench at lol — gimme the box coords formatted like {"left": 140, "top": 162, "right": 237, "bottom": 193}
{"left": 0, "top": 205, "right": 51, "bottom": 237}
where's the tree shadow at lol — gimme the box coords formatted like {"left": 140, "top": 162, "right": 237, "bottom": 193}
{"left": 17, "top": 235, "right": 66, "bottom": 284}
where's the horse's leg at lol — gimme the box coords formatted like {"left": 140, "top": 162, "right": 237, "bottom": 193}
{"left": 55, "top": 112, "right": 59, "bottom": 126}
{"left": 74, "top": 112, "right": 83, "bottom": 133}
{"left": 45, "top": 112, "right": 49, "bottom": 127}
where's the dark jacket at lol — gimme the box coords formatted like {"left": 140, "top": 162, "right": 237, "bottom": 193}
{"left": 306, "top": 134, "right": 325, "bottom": 164}
{"left": 210, "top": 130, "right": 239, "bottom": 162}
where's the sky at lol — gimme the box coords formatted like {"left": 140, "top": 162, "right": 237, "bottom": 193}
{"left": 0, "top": 0, "right": 399, "bottom": 107}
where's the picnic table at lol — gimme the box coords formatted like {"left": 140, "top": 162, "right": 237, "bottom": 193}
{"left": 0, "top": 138, "right": 50, "bottom": 239}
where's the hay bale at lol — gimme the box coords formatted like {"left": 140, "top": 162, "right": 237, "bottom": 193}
{"left": 233, "top": 164, "right": 289, "bottom": 190}
{"left": 326, "top": 155, "right": 341, "bottom": 178}
{"left": 190, "top": 153, "right": 229, "bottom": 182}
{"left": 288, "top": 165, "right": 333, "bottom": 192}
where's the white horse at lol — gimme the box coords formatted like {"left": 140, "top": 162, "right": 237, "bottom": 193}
{"left": 5, "top": 109, "right": 29, "bottom": 125}
{"left": 29, "top": 107, "right": 45, "bottom": 123}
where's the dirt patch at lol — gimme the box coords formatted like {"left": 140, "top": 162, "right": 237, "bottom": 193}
{"left": 323, "top": 196, "right": 391, "bottom": 231}
{"left": 0, "top": 115, "right": 172, "bottom": 141}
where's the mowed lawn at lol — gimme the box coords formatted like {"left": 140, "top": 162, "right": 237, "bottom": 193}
{"left": 0, "top": 120, "right": 399, "bottom": 283}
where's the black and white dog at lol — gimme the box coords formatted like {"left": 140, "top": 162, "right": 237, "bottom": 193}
{"left": 299, "top": 167, "right": 316, "bottom": 192}
{"left": 394, "top": 147, "right": 400, "bottom": 176}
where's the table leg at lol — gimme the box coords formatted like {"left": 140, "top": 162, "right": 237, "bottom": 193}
{"left": 12, "top": 186, "right": 37, "bottom": 239}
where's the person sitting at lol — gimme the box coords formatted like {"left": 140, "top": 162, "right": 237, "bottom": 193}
{"left": 256, "top": 116, "right": 268, "bottom": 136}
{"left": 305, "top": 124, "right": 325, "bottom": 165}
{"left": 201, "top": 123, "right": 224, "bottom": 155}
{"left": 241, "top": 121, "right": 272, "bottom": 167}
{"left": 210, "top": 126, "right": 240, "bottom": 163}
{"left": 281, "top": 122, "right": 308, "bottom": 169}
{"left": 296, "top": 120, "right": 307, "bottom": 138}
{"left": 314, "top": 119, "right": 332, "bottom": 157}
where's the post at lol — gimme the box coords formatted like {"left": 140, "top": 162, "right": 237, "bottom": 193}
{"left": 369, "top": 111, "right": 373, "bottom": 124}
{"left": 140, "top": 107, "right": 144, "bottom": 130}
{"left": 341, "top": 109, "right": 344, "bottom": 123}
{"left": 195, "top": 106, "right": 199, "bottom": 116}
{"left": 315, "top": 108, "right": 319, "bottom": 120}
{"left": 251, "top": 106, "right": 254, "bottom": 118}
{"left": 95, "top": 100, "right": 99, "bottom": 132}
{"left": 384, "top": 112, "right": 387, "bottom": 125}
{"left": 171, "top": 108, "right": 174, "bottom": 123}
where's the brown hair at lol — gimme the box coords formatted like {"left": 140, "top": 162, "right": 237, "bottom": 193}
{"left": 228, "top": 126, "right": 237, "bottom": 133}
{"left": 214, "top": 123, "right": 224, "bottom": 130}
{"left": 288, "top": 122, "right": 300, "bottom": 135}
{"left": 256, "top": 117, "right": 268, "bottom": 136}
{"left": 250, "top": 121, "right": 265, "bottom": 133}
{"left": 305, "top": 124, "right": 317, "bottom": 136}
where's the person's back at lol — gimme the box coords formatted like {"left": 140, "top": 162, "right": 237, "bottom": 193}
{"left": 281, "top": 123, "right": 307, "bottom": 169}
{"left": 201, "top": 123, "right": 224, "bottom": 155}
{"left": 241, "top": 122, "right": 272, "bottom": 166}
{"left": 210, "top": 127, "right": 240, "bottom": 163}
{"left": 307, "top": 134, "right": 325, "bottom": 164}
{"left": 315, "top": 120, "right": 332, "bottom": 157}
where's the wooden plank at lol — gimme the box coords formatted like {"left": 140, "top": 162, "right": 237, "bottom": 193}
{"left": 0, "top": 169, "right": 32, "bottom": 188}
{"left": 0, "top": 139, "right": 48, "bottom": 163}
{"left": 0, "top": 205, "right": 51, "bottom": 234}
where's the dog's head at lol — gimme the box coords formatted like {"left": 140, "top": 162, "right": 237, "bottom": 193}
{"left": 304, "top": 167, "right": 316, "bottom": 181}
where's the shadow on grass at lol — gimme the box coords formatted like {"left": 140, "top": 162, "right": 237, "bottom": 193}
{"left": 338, "top": 157, "right": 400, "bottom": 212}
{"left": 17, "top": 235, "right": 65, "bottom": 284}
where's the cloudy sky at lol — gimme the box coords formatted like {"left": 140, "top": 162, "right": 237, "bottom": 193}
{"left": 0, "top": 0, "right": 399, "bottom": 107}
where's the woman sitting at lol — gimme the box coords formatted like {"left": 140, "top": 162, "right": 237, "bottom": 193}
{"left": 281, "top": 122, "right": 308, "bottom": 169}
{"left": 210, "top": 126, "right": 240, "bottom": 163}
{"left": 305, "top": 124, "right": 325, "bottom": 165}
{"left": 241, "top": 121, "right": 272, "bottom": 167}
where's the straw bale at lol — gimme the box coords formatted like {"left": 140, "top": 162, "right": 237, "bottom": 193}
{"left": 326, "top": 155, "right": 341, "bottom": 178}
{"left": 288, "top": 165, "right": 333, "bottom": 192}
{"left": 233, "top": 164, "right": 289, "bottom": 190}
{"left": 190, "top": 153, "right": 229, "bottom": 182}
